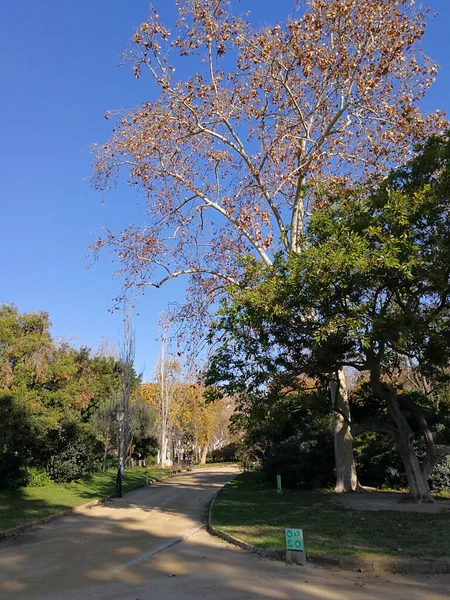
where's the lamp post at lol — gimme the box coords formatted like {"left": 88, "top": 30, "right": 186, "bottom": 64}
{"left": 116, "top": 403, "right": 125, "bottom": 498}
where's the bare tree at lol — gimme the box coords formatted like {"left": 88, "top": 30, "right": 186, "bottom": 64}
{"left": 155, "top": 336, "right": 181, "bottom": 467}
{"left": 116, "top": 314, "right": 136, "bottom": 495}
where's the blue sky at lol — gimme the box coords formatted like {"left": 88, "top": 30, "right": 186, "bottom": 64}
{"left": 1, "top": 0, "right": 449, "bottom": 380}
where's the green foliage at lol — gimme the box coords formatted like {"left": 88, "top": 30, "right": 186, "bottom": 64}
{"left": 50, "top": 422, "right": 104, "bottom": 482}
{"left": 354, "top": 433, "right": 407, "bottom": 489}
{"left": 210, "top": 133, "right": 450, "bottom": 384}
{"left": 131, "top": 436, "right": 158, "bottom": 461}
{"left": 0, "top": 452, "right": 29, "bottom": 490}
{"left": 0, "top": 304, "right": 149, "bottom": 489}
{"left": 26, "top": 467, "right": 51, "bottom": 488}
{"left": 0, "top": 304, "right": 52, "bottom": 389}
{"left": 263, "top": 432, "right": 335, "bottom": 489}
{"left": 430, "top": 457, "right": 450, "bottom": 492}
{"left": 208, "top": 133, "right": 450, "bottom": 495}
{"left": 210, "top": 442, "right": 239, "bottom": 463}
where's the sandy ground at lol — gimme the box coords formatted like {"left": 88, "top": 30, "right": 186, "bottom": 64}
{"left": 1, "top": 466, "right": 449, "bottom": 600}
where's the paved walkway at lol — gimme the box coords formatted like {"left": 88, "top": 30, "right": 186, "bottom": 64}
{"left": 1, "top": 467, "right": 449, "bottom": 599}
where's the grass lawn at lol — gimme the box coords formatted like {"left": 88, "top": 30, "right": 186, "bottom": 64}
{"left": 211, "top": 472, "right": 450, "bottom": 561}
{"left": 0, "top": 466, "right": 171, "bottom": 532}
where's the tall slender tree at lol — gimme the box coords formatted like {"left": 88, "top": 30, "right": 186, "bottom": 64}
{"left": 155, "top": 338, "right": 181, "bottom": 467}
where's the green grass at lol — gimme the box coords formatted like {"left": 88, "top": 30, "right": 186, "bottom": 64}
{"left": 212, "top": 472, "right": 450, "bottom": 561}
{"left": 0, "top": 466, "right": 171, "bottom": 532}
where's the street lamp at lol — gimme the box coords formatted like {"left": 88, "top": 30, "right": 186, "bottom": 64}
{"left": 116, "top": 403, "right": 125, "bottom": 498}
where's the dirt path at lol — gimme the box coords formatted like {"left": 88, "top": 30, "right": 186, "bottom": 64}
{"left": 0, "top": 467, "right": 449, "bottom": 599}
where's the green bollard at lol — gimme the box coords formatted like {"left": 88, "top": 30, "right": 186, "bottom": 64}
{"left": 276, "top": 474, "right": 282, "bottom": 494}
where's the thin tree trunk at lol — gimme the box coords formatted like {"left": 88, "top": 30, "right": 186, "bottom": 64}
{"left": 333, "top": 369, "right": 358, "bottom": 492}
{"left": 200, "top": 444, "right": 208, "bottom": 465}
{"left": 161, "top": 431, "right": 168, "bottom": 468}
{"left": 102, "top": 434, "right": 109, "bottom": 472}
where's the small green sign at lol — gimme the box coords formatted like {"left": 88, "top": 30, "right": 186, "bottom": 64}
{"left": 285, "top": 528, "right": 304, "bottom": 551}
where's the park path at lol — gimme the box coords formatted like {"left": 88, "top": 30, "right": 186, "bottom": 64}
{"left": 0, "top": 466, "right": 449, "bottom": 600}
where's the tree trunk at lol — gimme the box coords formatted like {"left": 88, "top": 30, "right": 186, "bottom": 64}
{"left": 370, "top": 368, "right": 433, "bottom": 502}
{"left": 160, "top": 431, "right": 168, "bottom": 468}
{"left": 200, "top": 444, "right": 208, "bottom": 465}
{"left": 102, "top": 435, "right": 109, "bottom": 472}
{"left": 397, "top": 433, "right": 433, "bottom": 502}
{"left": 333, "top": 368, "right": 358, "bottom": 492}
{"left": 386, "top": 397, "right": 432, "bottom": 501}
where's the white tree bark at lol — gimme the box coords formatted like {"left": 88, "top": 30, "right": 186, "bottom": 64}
{"left": 157, "top": 336, "right": 180, "bottom": 468}
{"left": 333, "top": 369, "right": 358, "bottom": 492}
{"left": 200, "top": 444, "right": 208, "bottom": 465}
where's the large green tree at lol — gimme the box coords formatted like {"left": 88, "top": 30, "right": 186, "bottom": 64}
{"left": 209, "top": 134, "right": 450, "bottom": 501}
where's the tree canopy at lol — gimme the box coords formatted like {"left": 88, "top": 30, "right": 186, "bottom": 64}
{"left": 92, "top": 0, "right": 444, "bottom": 339}
{"left": 208, "top": 133, "right": 450, "bottom": 500}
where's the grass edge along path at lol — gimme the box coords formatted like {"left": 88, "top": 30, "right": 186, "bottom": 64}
{"left": 0, "top": 466, "right": 172, "bottom": 532}
{"left": 211, "top": 472, "right": 450, "bottom": 561}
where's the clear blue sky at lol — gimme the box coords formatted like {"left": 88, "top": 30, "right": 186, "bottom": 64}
{"left": 1, "top": 0, "right": 449, "bottom": 380}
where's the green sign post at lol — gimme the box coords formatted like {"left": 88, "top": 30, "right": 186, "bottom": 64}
{"left": 285, "top": 528, "right": 306, "bottom": 565}
{"left": 276, "top": 474, "right": 282, "bottom": 494}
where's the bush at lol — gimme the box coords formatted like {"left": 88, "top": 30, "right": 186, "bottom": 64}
{"left": 50, "top": 425, "right": 104, "bottom": 482}
{"left": 263, "top": 431, "right": 335, "bottom": 489}
{"left": 210, "top": 443, "right": 238, "bottom": 463}
{"left": 354, "top": 433, "right": 407, "bottom": 490}
{"left": 131, "top": 436, "right": 158, "bottom": 462}
{"left": 0, "top": 452, "right": 29, "bottom": 490}
{"left": 430, "top": 456, "right": 450, "bottom": 492}
{"left": 26, "top": 467, "right": 51, "bottom": 487}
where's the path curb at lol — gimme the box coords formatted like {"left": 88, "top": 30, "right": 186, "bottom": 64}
{"left": 206, "top": 488, "right": 450, "bottom": 575}
{"left": 0, "top": 473, "right": 173, "bottom": 542}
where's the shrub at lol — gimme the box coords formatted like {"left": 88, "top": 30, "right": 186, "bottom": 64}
{"left": 0, "top": 452, "right": 29, "bottom": 490}
{"left": 50, "top": 426, "right": 104, "bottom": 482}
{"left": 429, "top": 456, "right": 450, "bottom": 492}
{"left": 131, "top": 436, "right": 158, "bottom": 462}
{"left": 210, "top": 443, "right": 238, "bottom": 463}
{"left": 263, "top": 431, "right": 335, "bottom": 489}
{"left": 354, "top": 433, "right": 450, "bottom": 492}
{"left": 354, "top": 433, "right": 407, "bottom": 489}
{"left": 26, "top": 467, "right": 51, "bottom": 487}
